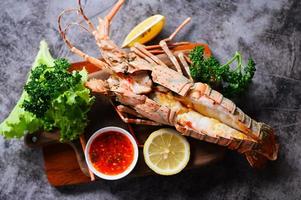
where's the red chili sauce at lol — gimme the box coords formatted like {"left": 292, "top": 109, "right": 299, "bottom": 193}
{"left": 89, "top": 131, "right": 134, "bottom": 175}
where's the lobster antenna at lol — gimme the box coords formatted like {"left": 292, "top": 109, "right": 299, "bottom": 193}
{"left": 58, "top": 9, "right": 108, "bottom": 69}
{"left": 166, "top": 17, "right": 191, "bottom": 42}
{"left": 100, "top": 0, "right": 126, "bottom": 39}
{"left": 105, "top": 0, "right": 126, "bottom": 23}
{"left": 77, "top": 0, "right": 97, "bottom": 32}
{"left": 58, "top": 9, "right": 79, "bottom": 49}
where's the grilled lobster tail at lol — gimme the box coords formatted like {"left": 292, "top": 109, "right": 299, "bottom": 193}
{"left": 245, "top": 124, "right": 278, "bottom": 167}
{"left": 180, "top": 82, "right": 279, "bottom": 167}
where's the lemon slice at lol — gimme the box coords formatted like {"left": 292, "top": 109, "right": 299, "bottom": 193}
{"left": 143, "top": 128, "right": 190, "bottom": 175}
{"left": 122, "top": 14, "right": 165, "bottom": 48}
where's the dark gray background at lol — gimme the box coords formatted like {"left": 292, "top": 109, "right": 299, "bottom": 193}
{"left": 0, "top": 0, "right": 300, "bottom": 199}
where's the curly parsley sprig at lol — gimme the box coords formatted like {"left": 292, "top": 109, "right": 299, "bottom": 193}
{"left": 189, "top": 46, "right": 256, "bottom": 97}
{"left": 0, "top": 41, "right": 94, "bottom": 142}
{"left": 22, "top": 59, "right": 81, "bottom": 118}
{"left": 22, "top": 58, "right": 94, "bottom": 142}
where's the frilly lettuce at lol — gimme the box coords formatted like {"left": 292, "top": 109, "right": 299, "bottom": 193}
{"left": 0, "top": 40, "right": 94, "bottom": 142}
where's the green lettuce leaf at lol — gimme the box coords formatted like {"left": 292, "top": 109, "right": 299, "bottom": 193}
{"left": 44, "top": 76, "right": 94, "bottom": 142}
{"left": 0, "top": 40, "right": 54, "bottom": 138}
{"left": 0, "top": 41, "right": 94, "bottom": 142}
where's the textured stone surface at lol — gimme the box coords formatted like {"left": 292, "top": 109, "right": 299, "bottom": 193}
{"left": 0, "top": 0, "right": 300, "bottom": 199}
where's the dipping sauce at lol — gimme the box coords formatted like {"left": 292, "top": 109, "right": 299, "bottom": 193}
{"left": 89, "top": 131, "right": 134, "bottom": 175}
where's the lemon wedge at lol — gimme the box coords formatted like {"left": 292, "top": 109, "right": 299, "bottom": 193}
{"left": 143, "top": 128, "right": 190, "bottom": 175}
{"left": 122, "top": 14, "right": 165, "bottom": 48}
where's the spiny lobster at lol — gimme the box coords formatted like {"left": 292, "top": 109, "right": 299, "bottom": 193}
{"left": 58, "top": 0, "right": 278, "bottom": 168}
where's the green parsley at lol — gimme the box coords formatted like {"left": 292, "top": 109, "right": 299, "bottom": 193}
{"left": 189, "top": 46, "right": 256, "bottom": 97}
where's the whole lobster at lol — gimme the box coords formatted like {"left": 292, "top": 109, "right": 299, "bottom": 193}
{"left": 58, "top": 0, "right": 278, "bottom": 168}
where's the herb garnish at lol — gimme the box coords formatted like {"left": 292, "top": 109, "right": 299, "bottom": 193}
{"left": 189, "top": 46, "right": 256, "bottom": 97}
{"left": 0, "top": 41, "right": 94, "bottom": 142}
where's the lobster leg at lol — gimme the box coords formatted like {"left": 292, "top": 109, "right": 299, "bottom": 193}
{"left": 132, "top": 18, "right": 191, "bottom": 56}
{"left": 145, "top": 42, "right": 190, "bottom": 50}
{"left": 163, "top": 17, "right": 191, "bottom": 42}
{"left": 159, "top": 40, "right": 183, "bottom": 74}
{"left": 116, "top": 105, "right": 144, "bottom": 118}
{"left": 155, "top": 17, "right": 192, "bottom": 74}
{"left": 97, "top": 0, "right": 125, "bottom": 39}
{"left": 114, "top": 104, "right": 161, "bottom": 126}
{"left": 178, "top": 52, "right": 193, "bottom": 80}
{"left": 132, "top": 43, "right": 168, "bottom": 67}
{"left": 104, "top": 0, "right": 125, "bottom": 24}
{"left": 145, "top": 42, "right": 190, "bottom": 54}
{"left": 131, "top": 46, "right": 158, "bottom": 65}
{"left": 148, "top": 49, "right": 165, "bottom": 54}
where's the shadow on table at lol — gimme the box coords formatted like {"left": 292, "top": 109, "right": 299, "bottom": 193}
{"left": 55, "top": 149, "right": 291, "bottom": 199}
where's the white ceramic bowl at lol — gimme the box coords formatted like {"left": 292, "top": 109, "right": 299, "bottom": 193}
{"left": 85, "top": 126, "right": 139, "bottom": 180}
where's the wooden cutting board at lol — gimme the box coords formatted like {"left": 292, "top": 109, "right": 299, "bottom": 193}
{"left": 25, "top": 97, "right": 225, "bottom": 186}
{"left": 24, "top": 61, "right": 225, "bottom": 187}
{"left": 42, "top": 138, "right": 224, "bottom": 186}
